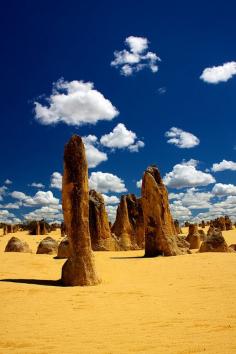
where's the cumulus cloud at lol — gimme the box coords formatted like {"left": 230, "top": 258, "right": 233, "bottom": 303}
{"left": 165, "top": 127, "right": 200, "bottom": 149}
{"left": 211, "top": 159, "right": 236, "bottom": 172}
{"left": 102, "top": 194, "right": 120, "bottom": 205}
{"left": 200, "top": 61, "right": 236, "bottom": 84}
{"left": 100, "top": 123, "right": 144, "bottom": 151}
{"left": 11, "top": 190, "right": 59, "bottom": 207}
{"left": 89, "top": 172, "right": 127, "bottom": 193}
{"left": 0, "top": 202, "right": 21, "bottom": 209}
{"left": 111, "top": 36, "right": 161, "bottom": 76}
{"left": 24, "top": 205, "right": 63, "bottom": 222}
{"left": 11, "top": 191, "right": 27, "bottom": 200}
{"left": 0, "top": 209, "right": 16, "bottom": 223}
{"left": 4, "top": 179, "right": 12, "bottom": 185}
{"left": 212, "top": 183, "right": 236, "bottom": 196}
{"left": 163, "top": 159, "right": 215, "bottom": 189}
{"left": 105, "top": 205, "right": 118, "bottom": 223}
{"left": 50, "top": 172, "right": 62, "bottom": 190}
{"left": 29, "top": 182, "right": 45, "bottom": 188}
{"left": 170, "top": 201, "right": 192, "bottom": 221}
{"left": 170, "top": 188, "right": 213, "bottom": 209}
{"left": 82, "top": 135, "right": 108, "bottom": 168}
{"left": 34, "top": 79, "right": 119, "bottom": 126}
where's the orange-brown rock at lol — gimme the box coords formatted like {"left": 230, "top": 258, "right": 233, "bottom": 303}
{"left": 57, "top": 237, "right": 71, "bottom": 258}
{"left": 89, "top": 190, "right": 119, "bottom": 251}
{"left": 36, "top": 236, "right": 58, "bottom": 255}
{"left": 111, "top": 194, "right": 144, "bottom": 250}
{"left": 3, "top": 224, "right": 7, "bottom": 235}
{"left": 201, "top": 220, "right": 206, "bottom": 228}
{"left": 5, "top": 237, "right": 31, "bottom": 253}
{"left": 199, "top": 228, "right": 231, "bottom": 253}
{"left": 141, "top": 165, "right": 184, "bottom": 257}
{"left": 225, "top": 215, "right": 233, "bottom": 230}
{"left": 61, "top": 135, "right": 100, "bottom": 286}
{"left": 174, "top": 220, "right": 182, "bottom": 234}
{"left": 186, "top": 224, "right": 201, "bottom": 249}
{"left": 212, "top": 217, "right": 226, "bottom": 231}
{"left": 61, "top": 222, "right": 67, "bottom": 237}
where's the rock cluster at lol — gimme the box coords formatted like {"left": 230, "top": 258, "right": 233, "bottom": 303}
{"left": 61, "top": 135, "right": 100, "bottom": 286}
{"left": 111, "top": 194, "right": 144, "bottom": 250}
{"left": 199, "top": 228, "right": 231, "bottom": 253}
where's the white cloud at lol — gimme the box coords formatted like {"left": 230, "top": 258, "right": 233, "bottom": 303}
{"left": 4, "top": 179, "right": 12, "bottom": 185}
{"left": 24, "top": 205, "right": 63, "bottom": 222}
{"left": 0, "top": 186, "right": 7, "bottom": 201}
{"left": 82, "top": 135, "right": 108, "bottom": 168}
{"left": 105, "top": 205, "right": 118, "bottom": 223}
{"left": 89, "top": 172, "right": 127, "bottom": 193}
{"left": 29, "top": 182, "right": 45, "bottom": 188}
{"left": 0, "top": 210, "right": 16, "bottom": 223}
{"left": 34, "top": 79, "right": 119, "bottom": 126}
{"left": 100, "top": 123, "right": 144, "bottom": 151}
{"left": 211, "top": 159, "right": 236, "bottom": 172}
{"left": 11, "top": 190, "right": 59, "bottom": 207}
{"left": 212, "top": 183, "right": 236, "bottom": 196}
{"left": 170, "top": 201, "right": 192, "bottom": 221}
{"left": 111, "top": 36, "right": 161, "bottom": 76}
{"left": 128, "top": 140, "right": 145, "bottom": 152}
{"left": 102, "top": 194, "right": 120, "bottom": 205}
{"left": 163, "top": 159, "right": 215, "bottom": 189}
{"left": 136, "top": 179, "right": 142, "bottom": 188}
{"left": 169, "top": 188, "right": 212, "bottom": 209}
{"left": 200, "top": 61, "right": 236, "bottom": 84}
{"left": 24, "top": 191, "right": 59, "bottom": 207}
{"left": 0, "top": 202, "right": 21, "bottom": 209}
{"left": 11, "top": 191, "right": 27, "bottom": 200}
{"left": 50, "top": 172, "right": 62, "bottom": 190}
{"left": 165, "top": 127, "right": 200, "bottom": 149}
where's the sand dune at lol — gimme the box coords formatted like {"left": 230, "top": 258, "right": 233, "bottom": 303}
{"left": 0, "top": 228, "right": 236, "bottom": 353}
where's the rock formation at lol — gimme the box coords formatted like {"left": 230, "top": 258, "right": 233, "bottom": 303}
{"left": 212, "top": 217, "right": 226, "bottom": 231}
{"left": 199, "top": 228, "right": 231, "bottom": 253}
{"left": 89, "top": 190, "right": 119, "bottom": 251}
{"left": 57, "top": 237, "right": 71, "bottom": 258}
{"left": 201, "top": 220, "right": 205, "bottom": 228}
{"left": 141, "top": 165, "right": 184, "bottom": 257}
{"left": 186, "top": 224, "right": 201, "bottom": 249}
{"left": 225, "top": 215, "right": 233, "bottom": 230}
{"left": 36, "top": 236, "right": 58, "bottom": 255}
{"left": 61, "top": 135, "right": 100, "bottom": 286}
{"left": 5, "top": 237, "right": 31, "bottom": 253}
{"left": 111, "top": 194, "right": 144, "bottom": 250}
{"left": 61, "top": 222, "right": 67, "bottom": 237}
{"left": 174, "top": 220, "right": 182, "bottom": 234}
{"left": 198, "top": 229, "right": 206, "bottom": 241}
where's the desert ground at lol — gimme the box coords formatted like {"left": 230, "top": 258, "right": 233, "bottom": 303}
{"left": 0, "top": 228, "right": 236, "bottom": 354}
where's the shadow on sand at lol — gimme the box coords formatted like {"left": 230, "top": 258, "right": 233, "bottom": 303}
{"left": 110, "top": 255, "right": 145, "bottom": 260}
{"left": 0, "top": 278, "right": 63, "bottom": 287}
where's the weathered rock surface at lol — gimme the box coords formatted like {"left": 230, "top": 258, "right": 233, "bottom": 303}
{"left": 198, "top": 229, "right": 206, "bottom": 241}
{"left": 89, "top": 190, "right": 119, "bottom": 251}
{"left": 61, "top": 135, "right": 100, "bottom": 286}
{"left": 141, "top": 165, "right": 184, "bottom": 257}
{"left": 57, "top": 237, "right": 71, "bottom": 258}
{"left": 111, "top": 194, "right": 144, "bottom": 250}
{"left": 5, "top": 237, "right": 31, "bottom": 253}
{"left": 174, "top": 220, "right": 182, "bottom": 234}
{"left": 36, "top": 236, "right": 58, "bottom": 255}
{"left": 186, "top": 224, "right": 201, "bottom": 249}
{"left": 225, "top": 215, "right": 233, "bottom": 230}
{"left": 61, "top": 222, "right": 67, "bottom": 237}
{"left": 199, "top": 228, "right": 231, "bottom": 253}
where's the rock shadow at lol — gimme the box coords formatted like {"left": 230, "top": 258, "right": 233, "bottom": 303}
{"left": 0, "top": 278, "right": 62, "bottom": 287}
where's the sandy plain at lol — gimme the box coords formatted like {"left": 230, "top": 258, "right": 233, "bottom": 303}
{"left": 0, "top": 227, "right": 236, "bottom": 354}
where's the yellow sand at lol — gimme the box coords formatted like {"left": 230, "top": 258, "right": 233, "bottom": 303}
{"left": 0, "top": 228, "right": 236, "bottom": 354}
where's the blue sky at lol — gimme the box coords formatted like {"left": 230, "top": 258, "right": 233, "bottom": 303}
{"left": 1, "top": 0, "right": 236, "bottom": 224}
